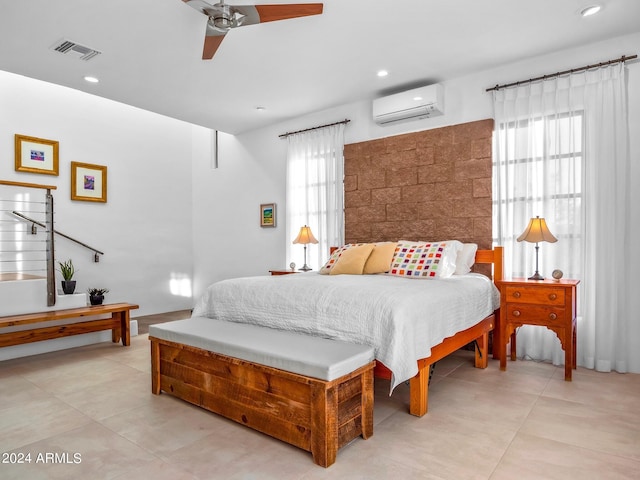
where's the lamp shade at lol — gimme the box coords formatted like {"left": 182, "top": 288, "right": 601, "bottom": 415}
{"left": 516, "top": 216, "right": 558, "bottom": 244}
{"left": 292, "top": 225, "right": 319, "bottom": 245}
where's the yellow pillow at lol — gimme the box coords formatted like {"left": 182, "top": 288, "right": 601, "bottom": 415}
{"left": 329, "top": 244, "right": 375, "bottom": 275}
{"left": 363, "top": 242, "right": 397, "bottom": 274}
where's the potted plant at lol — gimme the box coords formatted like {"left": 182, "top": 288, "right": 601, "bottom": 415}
{"left": 58, "top": 259, "right": 76, "bottom": 294}
{"left": 87, "top": 287, "right": 109, "bottom": 306}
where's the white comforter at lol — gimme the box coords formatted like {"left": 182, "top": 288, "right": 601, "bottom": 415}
{"left": 192, "top": 272, "right": 500, "bottom": 390}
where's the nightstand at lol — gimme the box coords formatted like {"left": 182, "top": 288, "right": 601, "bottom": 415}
{"left": 268, "top": 270, "right": 299, "bottom": 276}
{"left": 497, "top": 278, "right": 579, "bottom": 380}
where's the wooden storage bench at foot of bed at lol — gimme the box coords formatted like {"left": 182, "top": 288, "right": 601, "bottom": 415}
{"left": 149, "top": 317, "right": 375, "bottom": 468}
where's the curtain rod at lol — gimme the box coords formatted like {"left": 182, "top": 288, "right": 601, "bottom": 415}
{"left": 279, "top": 119, "right": 350, "bottom": 138}
{"left": 486, "top": 54, "right": 637, "bottom": 92}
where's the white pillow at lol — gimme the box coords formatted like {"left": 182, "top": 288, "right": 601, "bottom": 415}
{"left": 454, "top": 243, "right": 478, "bottom": 275}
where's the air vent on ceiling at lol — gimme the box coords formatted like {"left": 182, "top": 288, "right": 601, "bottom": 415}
{"left": 51, "top": 39, "right": 101, "bottom": 61}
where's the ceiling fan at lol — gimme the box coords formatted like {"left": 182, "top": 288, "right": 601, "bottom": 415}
{"left": 183, "top": 1, "right": 324, "bottom": 60}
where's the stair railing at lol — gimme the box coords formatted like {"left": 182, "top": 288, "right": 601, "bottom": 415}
{"left": 11, "top": 211, "right": 104, "bottom": 262}
{"left": 0, "top": 180, "right": 56, "bottom": 306}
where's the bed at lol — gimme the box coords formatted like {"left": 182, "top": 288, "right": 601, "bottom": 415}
{"left": 191, "top": 244, "right": 503, "bottom": 416}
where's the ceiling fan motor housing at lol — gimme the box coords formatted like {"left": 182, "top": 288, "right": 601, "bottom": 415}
{"left": 209, "top": 5, "right": 244, "bottom": 31}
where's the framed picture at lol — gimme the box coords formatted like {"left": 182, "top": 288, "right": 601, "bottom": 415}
{"left": 14, "top": 134, "right": 59, "bottom": 176}
{"left": 71, "top": 161, "right": 107, "bottom": 203}
{"left": 260, "top": 203, "right": 276, "bottom": 227}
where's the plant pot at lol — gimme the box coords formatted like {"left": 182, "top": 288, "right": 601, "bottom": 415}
{"left": 61, "top": 280, "right": 76, "bottom": 294}
{"left": 89, "top": 295, "right": 104, "bottom": 306}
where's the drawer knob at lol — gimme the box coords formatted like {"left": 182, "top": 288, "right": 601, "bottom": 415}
{"left": 513, "top": 310, "right": 521, "bottom": 317}
{"left": 513, "top": 291, "right": 521, "bottom": 299}
{"left": 549, "top": 313, "right": 557, "bottom": 320}
{"left": 549, "top": 293, "right": 557, "bottom": 300}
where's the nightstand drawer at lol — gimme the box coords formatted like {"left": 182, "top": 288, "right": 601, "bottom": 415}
{"left": 506, "top": 304, "right": 566, "bottom": 325}
{"left": 504, "top": 286, "right": 565, "bottom": 305}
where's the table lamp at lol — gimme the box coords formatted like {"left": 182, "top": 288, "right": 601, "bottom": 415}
{"left": 292, "top": 225, "right": 318, "bottom": 271}
{"left": 517, "top": 216, "right": 557, "bottom": 280}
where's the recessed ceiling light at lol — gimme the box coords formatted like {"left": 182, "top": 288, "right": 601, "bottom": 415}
{"left": 580, "top": 5, "right": 601, "bottom": 16}
{"left": 84, "top": 76, "right": 99, "bottom": 83}
{"left": 413, "top": 96, "right": 423, "bottom": 101}
{"left": 256, "top": 106, "right": 266, "bottom": 111}
{"left": 377, "top": 70, "right": 389, "bottom": 77}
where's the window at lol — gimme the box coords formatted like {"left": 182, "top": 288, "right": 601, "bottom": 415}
{"left": 285, "top": 124, "right": 346, "bottom": 270}
{"left": 493, "top": 111, "right": 584, "bottom": 278}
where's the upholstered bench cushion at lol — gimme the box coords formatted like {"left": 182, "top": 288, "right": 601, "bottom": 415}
{"left": 149, "top": 316, "right": 375, "bottom": 381}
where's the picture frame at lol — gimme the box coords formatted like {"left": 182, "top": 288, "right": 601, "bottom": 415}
{"left": 14, "top": 134, "right": 60, "bottom": 176}
{"left": 71, "top": 161, "right": 107, "bottom": 203}
{"left": 260, "top": 203, "right": 276, "bottom": 227}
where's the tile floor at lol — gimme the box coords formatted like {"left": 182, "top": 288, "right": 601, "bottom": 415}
{"left": 1, "top": 326, "right": 639, "bottom": 479}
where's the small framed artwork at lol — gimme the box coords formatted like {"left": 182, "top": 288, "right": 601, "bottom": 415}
{"left": 71, "top": 161, "right": 107, "bottom": 203}
{"left": 260, "top": 203, "right": 276, "bottom": 227}
{"left": 15, "top": 134, "right": 60, "bottom": 176}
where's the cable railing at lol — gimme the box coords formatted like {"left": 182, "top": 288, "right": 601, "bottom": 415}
{"left": 0, "top": 180, "right": 56, "bottom": 305}
{"left": 2, "top": 180, "right": 107, "bottom": 307}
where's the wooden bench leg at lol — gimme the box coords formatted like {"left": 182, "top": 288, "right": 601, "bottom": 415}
{"left": 409, "top": 363, "right": 429, "bottom": 417}
{"left": 310, "top": 383, "right": 338, "bottom": 467}
{"left": 111, "top": 313, "right": 121, "bottom": 344}
{"left": 150, "top": 340, "right": 161, "bottom": 395}
{"left": 361, "top": 368, "right": 374, "bottom": 439}
{"left": 112, "top": 311, "right": 131, "bottom": 346}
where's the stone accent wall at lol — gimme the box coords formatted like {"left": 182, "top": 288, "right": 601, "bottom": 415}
{"left": 344, "top": 119, "right": 494, "bottom": 249}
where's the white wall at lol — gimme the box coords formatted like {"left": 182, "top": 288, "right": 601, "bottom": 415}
{"left": 0, "top": 71, "right": 194, "bottom": 316}
{"left": 192, "top": 32, "right": 640, "bottom": 369}
{"left": 190, "top": 124, "right": 288, "bottom": 298}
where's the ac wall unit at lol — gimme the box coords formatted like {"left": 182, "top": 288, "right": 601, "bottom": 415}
{"left": 373, "top": 84, "right": 444, "bottom": 125}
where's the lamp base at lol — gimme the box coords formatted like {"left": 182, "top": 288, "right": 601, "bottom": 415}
{"left": 528, "top": 271, "right": 544, "bottom": 281}
{"left": 299, "top": 264, "right": 312, "bottom": 272}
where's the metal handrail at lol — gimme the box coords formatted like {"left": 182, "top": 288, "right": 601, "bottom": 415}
{"left": 12, "top": 211, "right": 104, "bottom": 262}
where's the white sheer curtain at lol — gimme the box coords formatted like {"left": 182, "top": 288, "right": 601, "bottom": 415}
{"left": 493, "top": 63, "right": 631, "bottom": 372}
{"left": 285, "top": 123, "right": 345, "bottom": 271}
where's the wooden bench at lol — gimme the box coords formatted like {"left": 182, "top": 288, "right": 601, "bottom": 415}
{"left": 149, "top": 317, "right": 375, "bottom": 467}
{"left": 0, "top": 303, "right": 139, "bottom": 348}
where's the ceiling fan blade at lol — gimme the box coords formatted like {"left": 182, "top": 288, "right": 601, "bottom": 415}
{"left": 246, "top": 3, "right": 323, "bottom": 23}
{"left": 202, "top": 33, "right": 226, "bottom": 59}
{"left": 182, "top": 1, "right": 323, "bottom": 60}
{"left": 183, "top": 0, "right": 214, "bottom": 15}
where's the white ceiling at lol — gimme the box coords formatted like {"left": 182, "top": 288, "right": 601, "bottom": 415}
{"left": 0, "top": 0, "right": 638, "bottom": 135}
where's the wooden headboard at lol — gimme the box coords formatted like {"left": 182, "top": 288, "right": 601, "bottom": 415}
{"left": 476, "top": 246, "right": 503, "bottom": 282}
